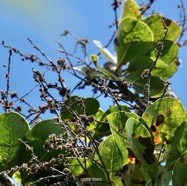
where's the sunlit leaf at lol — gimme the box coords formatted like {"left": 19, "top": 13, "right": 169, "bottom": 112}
{"left": 147, "top": 40, "right": 179, "bottom": 65}
{"left": 68, "top": 158, "right": 91, "bottom": 177}
{"left": 152, "top": 60, "right": 177, "bottom": 79}
{"left": 95, "top": 135, "right": 124, "bottom": 184}
{"left": 12, "top": 171, "right": 22, "bottom": 185}
{"left": 102, "top": 105, "right": 130, "bottom": 121}
{"left": 93, "top": 40, "right": 117, "bottom": 64}
{"left": 143, "top": 14, "right": 181, "bottom": 42}
{"left": 142, "top": 98, "right": 187, "bottom": 145}
{"left": 87, "top": 109, "right": 104, "bottom": 131}
{"left": 90, "top": 54, "right": 98, "bottom": 64}
{"left": 107, "top": 112, "right": 138, "bottom": 163}
{"left": 114, "top": 17, "right": 154, "bottom": 67}
{"left": 125, "top": 118, "right": 158, "bottom": 183}
{"left": 73, "top": 66, "right": 105, "bottom": 79}
{"left": 119, "top": 0, "right": 142, "bottom": 21}
{"left": 93, "top": 105, "right": 130, "bottom": 139}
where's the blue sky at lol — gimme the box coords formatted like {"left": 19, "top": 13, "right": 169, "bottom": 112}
{"left": 0, "top": 0, "right": 186, "bottom": 117}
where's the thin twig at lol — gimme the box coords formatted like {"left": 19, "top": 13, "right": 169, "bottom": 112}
{"left": 146, "top": 19, "right": 168, "bottom": 106}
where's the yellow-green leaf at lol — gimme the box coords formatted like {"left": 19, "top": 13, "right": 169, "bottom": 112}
{"left": 119, "top": 0, "right": 142, "bottom": 22}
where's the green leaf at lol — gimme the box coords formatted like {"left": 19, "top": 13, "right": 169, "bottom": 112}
{"left": 119, "top": 0, "right": 142, "bottom": 21}
{"left": 61, "top": 96, "right": 100, "bottom": 120}
{"left": 73, "top": 66, "right": 105, "bottom": 79}
{"left": 90, "top": 54, "right": 98, "bottom": 64}
{"left": 127, "top": 56, "right": 153, "bottom": 73}
{"left": 125, "top": 69, "right": 165, "bottom": 98}
{"left": 121, "top": 164, "right": 152, "bottom": 186}
{"left": 87, "top": 109, "right": 104, "bottom": 131}
{"left": 12, "top": 171, "right": 22, "bottom": 185}
{"left": 86, "top": 162, "right": 108, "bottom": 186}
{"left": 19, "top": 119, "right": 64, "bottom": 163}
{"left": 93, "top": 40, "right": 117, "bottom": 64}
{"left": 166, "top": 121, "right": 187, "bottom": 167}
{"left": 172, "top": 153, "right": 187, "bottom": 186}
{"left": 90, "top": 54, "right": 120, "bottom": 80}
{"left": 126, "top": 55, "right": 177, "bottom": 81}
{"left": 107, "top": 111, "right": 138, "bottom": 163}
{"left": 158, "top": 166, "right": 172, "bottom": 186}
{"left": 93, "top": 105, "right": 130, "bottom": 139}
{"left": 95, "top": 135, "right": 124, "bottom": 184}
{"left": 0, "top": 112, "right": 29, "bottom": 171}
{"left": 102, "top": 105, "right": 130, "bottom": 121}
{"left": 125, "top": 118, "right": 158, "bottom": 183}
{"left": 152, "top": 60, "right": 177, "bottom": 79}
{"left": 142, "top": 98, "right": 187, "bottom": 145}
{"left": 68, "top": 158, "right": 109, "bottom": 186}
{"left": 127, "top": 56, "right": 163, "bottom": 77}
{"left": 68, "top": 158, "right": 92, "bottom": 177}
{"left": 147, "top": 40, "right": 179, "bottom": 65}
{"left": 143, "top": 14, "right": 181, "bottom": 42}
{"left": 114, "top": 17, "right": 154, "bottom": 67}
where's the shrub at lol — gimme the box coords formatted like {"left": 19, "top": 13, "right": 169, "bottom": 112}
{"left": 0, "top": 0, "right": 187, "bottom": 185}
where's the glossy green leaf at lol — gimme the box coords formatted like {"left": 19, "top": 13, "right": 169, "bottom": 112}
{"left": 142, "top": 98, "right": 187, "bottom": 145}
{"left": 125, "top": 118, "right": 158, "bottom": 183}
{"left": 119, "top": 0, "right": 142, "bottom": 21}
{"left": 143, "top": 14, "right": 181, "bottom": 42}
{"left": 93, "top": 40, "right": 117, "bottom": 64}
{"left": 19, "top": 119, "right": 64, "bottom": 163}
{"left": 0, "top": 112, "right": 29, "bottom": 171}
{"left": 114, "top": 17, "right": 154, "bottom": 67}
{"left": 166, "top": 121, "right": 187, "bottom": 166}
{"left": 95, "top": 135, "right": 124, "bottom": 184}
{"left": 172, "top": 153, "right": 187, "bottom": 186}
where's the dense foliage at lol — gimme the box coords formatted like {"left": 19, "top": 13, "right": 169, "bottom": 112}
{"left": 0, "top": 0, "right": 187, "bottom": 185}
